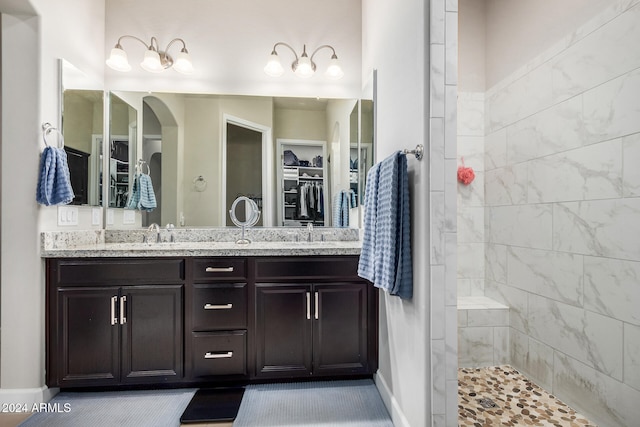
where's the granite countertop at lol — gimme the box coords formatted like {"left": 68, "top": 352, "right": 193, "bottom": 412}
{"left": 40, "top": 229, "right": 362, "bottom": 258}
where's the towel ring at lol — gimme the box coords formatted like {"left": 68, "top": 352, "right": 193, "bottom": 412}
{"left": 193, "top": 175, "right": 207, "bottom": 192}
{"left": 137, "top": 159, "right": 150, "bottom": 175}
{"left": 42, "top": 123, "right": 64, "bottom": 149}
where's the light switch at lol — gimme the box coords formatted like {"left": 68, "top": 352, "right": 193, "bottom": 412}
{"left": 92, "top": 208, "right": 101, "bottom": 225}
{"left": 123, "top": 210, "right": 136, "bottom": 224}
{"left": 57, "top": 206, "right": 79, "bottom": 226}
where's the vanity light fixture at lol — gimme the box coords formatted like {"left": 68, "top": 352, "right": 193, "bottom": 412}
{"left": 106, "top": 35, "right": 194, "bottom": 74}
{"left": 264, "top": 43, "right": 344, "bottom": 79}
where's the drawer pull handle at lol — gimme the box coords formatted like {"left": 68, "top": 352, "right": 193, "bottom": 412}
{"left": 306, "top": 292, "right": 311, "bottom": 320}
{"left": 315, "top": 292, "right": 319, "bottom": 320}
{"left": 204, "top": 303, "right": 233, "bottom": 310}
{"left": 204, "top": 351, "right": 233, "bottom": 359}
{"left": 119, "top": 295, "right": 127, "bottom": 324}
{"left": 205, "top": 266, "right": 234, "bottom": 273}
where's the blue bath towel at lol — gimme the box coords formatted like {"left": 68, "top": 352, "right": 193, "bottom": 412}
{"left": 358, "top": 151, "right": 413, "bottom": 299}
{"left": 126, "top": 174, "right": 140, "bottom": 210}
{"left": 333, "top": 190, "right": 351, "bottom": 227}
{"left": 137, "top": 173, "right": 157, "bottom": 211}
{"left": 36, "top": 146, "right": 75, "bottom": 206}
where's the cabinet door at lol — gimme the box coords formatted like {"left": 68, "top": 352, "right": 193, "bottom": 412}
{"left": 121, "top": 285, "right": 183, "bottom": 384}
{"left": 57, "top": 287, "right": 120, "bottom": 387}
{"left": 313, "top": 283, "right": 368, "bottom": 375}
{"left": 255, "top": 284, "right": 312, "bottom": 377}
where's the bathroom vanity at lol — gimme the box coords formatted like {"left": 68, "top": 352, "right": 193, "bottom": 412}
{"left": 43, "top": 235, "right": 377, "bottom": 389}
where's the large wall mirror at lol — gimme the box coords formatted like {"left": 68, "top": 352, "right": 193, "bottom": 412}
{"left": 104, "top": 90, "right": 375, "bottom": 229}
{"left": 60, "top": 59, "right": 104, "bottom": 206}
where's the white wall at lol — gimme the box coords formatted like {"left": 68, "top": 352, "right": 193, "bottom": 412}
{"left": 0, "top": 0, "right": 105, "bottom": 402}
{"left": 362, "top": 0, "right": 432, "bottom": 426}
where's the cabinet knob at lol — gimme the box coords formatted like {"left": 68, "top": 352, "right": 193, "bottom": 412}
{"left": 204, "top": 351, "right": 233, "bottom": 359}
{"left": 204, "top": 303, "right": 233, "bottom": 310}
{"left": 205, "top": 266, "right": 234, "bottom": 273}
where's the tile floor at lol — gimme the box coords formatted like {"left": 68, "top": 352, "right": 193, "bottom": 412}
{"left": 459, "top": 365, "right": 596, "bottom": 426}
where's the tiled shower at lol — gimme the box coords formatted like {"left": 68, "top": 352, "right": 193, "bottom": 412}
{"left": 456, "top": 1, "right": 640, "bottom": 426}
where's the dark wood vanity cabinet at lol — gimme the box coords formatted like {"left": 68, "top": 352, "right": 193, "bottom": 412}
{"left": 46, "top": 258, "right": 185, "bottom": 388}
{"left": 46, "top": 255, "right": 377, "bottom": 389}
{"left": 186, "top": 257, "right": 249, "bottom": 380}
{"left": 254, "top": 257, "right": 377, "bottom": 379}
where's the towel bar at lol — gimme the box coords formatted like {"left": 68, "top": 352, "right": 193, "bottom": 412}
{"left": 402, "top": 144, "right": 423, "bottom": 160}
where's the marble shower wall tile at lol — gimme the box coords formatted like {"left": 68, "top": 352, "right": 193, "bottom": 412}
{"left": 584, "top": 256, "right": 640, "bottom": 326}
{"left": 431, "top": 192, "right": 445, "bottom": 265}
{"left": 445, "top": 11, "right": 457, "bottom": 85}
{"left": 444, "top": 85, "right": 458, "bottom": 159}
{"left": 458, "top": 92, "right": 484, "bottom": 137}
{"left": 528, "top": 294, "right": 623, "bottom": 380}
{"left": 507, "top": 247, "right": 583, "bottom": 306}
{"left": 430, "top": 45, "right": 445, "bottom": 119}
{"left": 484, "top": 128, "right": 507, "bottom": 170}
{"left": 430, "top": 0, "right": 445, "bottom": 45}
{"left": 623, "top": 132, "right": 640, "bottom": 197}
{"left": 457, "top": 136, "right": 484, "bottom": 173}
{"left": 444, "top": 232, "right": 458, "bottom": 305}
{"left": 431, "top": 117, "right": 445, "bottom": 191}
{"left": 485, "top": 243, "right": 506, "bottom": 284}
{"left": 484, "top": 281, "right": 529, "bottom": 334}
{"left": 486, "top": 204, "right": 552, "bottom": 249}
{"left": 457, "top": 171, "right": 484, "bottom": 207}
{"left": 432, "top": 265, "right": 446, "bottom": 340}
{"left": 486, "top": 62, "right": 554, "bottom": 133}
{"left": 485, "top": 164, "right": 528, "bottom": 206}
{"left": 551, "top": 3, "right": 640, "bottom": 102}
{"left": 583, "top": 67, "right": 640, "bottom": 145}
{"left": 524, "top": 337, "right": 554, "bottom": 391}
{"left": 554, "top": 352, "right": 640, "bottom": 427}
{"left": 458, "top": 327, "right": 494, "bottom": 367}
{"left": 456, "top": 278, "right": 484, "bottom": 297}
{"left": 431, "top": 339, "right": 446, "bottom": 414}
{"left": 527, "top": 139, "right": 622, "bottom": 203}
{"left": 624, "top": 323, "right": 640, "bottom": 391}
{"left": 506, "top": 96, "right": 586, "bottom": 164}
{"left": 457, "top": 243, "right": 484, "bottom": 279}
{"left": 457, "top": 207, "right": 484, "bottom": 243}
{"left": 553, "top": 198, "right": 640, "bottom": 261}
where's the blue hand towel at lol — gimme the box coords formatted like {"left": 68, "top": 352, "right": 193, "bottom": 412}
{"left": 358, "top": 151, "right": 413, "bottom": 299}
{"left": 126, "top": 174, "right": 140, "bottom": 210}
{"left": 36, "top": 146, "right": 75, "bottom": 206}
{"left": 137, "top": 174, "right": 157, "bottom": 211}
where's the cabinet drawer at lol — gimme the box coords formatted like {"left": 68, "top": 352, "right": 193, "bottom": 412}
{"left": 192, "top": 258, "right": 247, "bottom": 281}
{"left": 255, "top": 256, "right": 360, "bottom": 280}
{"left": 52, "top": 258, "right": 185, "bottom": 285}
{"left": 192, "top": 331, "right": 246, "bottom": 377}
{"left": 192, "top": 283, "right": 247, "bottom": 330}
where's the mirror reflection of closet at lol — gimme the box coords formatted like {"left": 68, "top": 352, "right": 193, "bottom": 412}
{"left": 141, "top": 101, "right": 162, "bottom": 227}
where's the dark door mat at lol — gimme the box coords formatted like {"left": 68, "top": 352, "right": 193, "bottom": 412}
{"left": 180, "top": 387, "right": 245, "bottom": 423}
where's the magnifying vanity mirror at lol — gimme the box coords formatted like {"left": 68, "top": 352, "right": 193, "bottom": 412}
{"left": 229, "top": 196, "right": 261, "bottom": 244}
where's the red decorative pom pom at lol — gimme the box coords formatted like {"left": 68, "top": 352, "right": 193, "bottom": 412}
{"left": 457, "top": 158, "right": 475, "bottom": 185}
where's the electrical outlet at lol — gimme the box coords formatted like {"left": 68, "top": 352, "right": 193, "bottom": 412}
{"left": 123, "top": 210, "right": 136, "bottom": 224}
{"left": 57, "top": 206, "right": 79, "bottom": 226}
{"left": 92, "top": 208, "right": 101, "bottom": 225}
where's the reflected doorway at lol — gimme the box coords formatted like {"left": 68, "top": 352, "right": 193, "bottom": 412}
{"left": 225, "top": 123, "right": 263, "bottom": 226}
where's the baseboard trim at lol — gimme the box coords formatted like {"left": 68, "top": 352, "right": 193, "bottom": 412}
{"left": 374, "top": 371, "right": 411, "bottom": 427}
{"left": 0, "top": 386, "right": 59, "bottom": 405}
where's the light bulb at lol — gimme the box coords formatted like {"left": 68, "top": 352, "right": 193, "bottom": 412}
{"left": 294, "top": 55, "right": 314, "bottom": 78}
{"left": 324, "top": 55, "right": 344, "bottom": 80}
{"left": 173, "top": 50, "right": 194, "bottom": 74}
{"left": 264, "top": 52, "right": 284, "bottom": 77}
{"left": 106, "top": 46, "right": 131, "bottom": 72}
{"left": 140, "top": 49, "right": 164, "bottom": 73}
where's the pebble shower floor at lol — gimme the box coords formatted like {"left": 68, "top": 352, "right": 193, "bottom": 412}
{"left": 458, "top": 365, "right": 597, "bottom": 426}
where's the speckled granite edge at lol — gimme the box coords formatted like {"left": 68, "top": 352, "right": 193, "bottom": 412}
{"left": 41, "top": 230, "right": 105, "bottom": 251}
{"left": 41, "top": 228, "right": 361, "bottom": 258}
{"left": 105, "top": 227, "right": 359, "bottom": 244}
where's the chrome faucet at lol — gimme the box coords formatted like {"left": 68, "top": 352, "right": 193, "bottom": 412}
{"left": 148, "top": 223, "right": 161, "bottom": 243}
{"left": 166, "top": 223, "right": 176, "bottom": 243}
{"left": 307, "top": 222, "right": 314, "bottom": 242}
